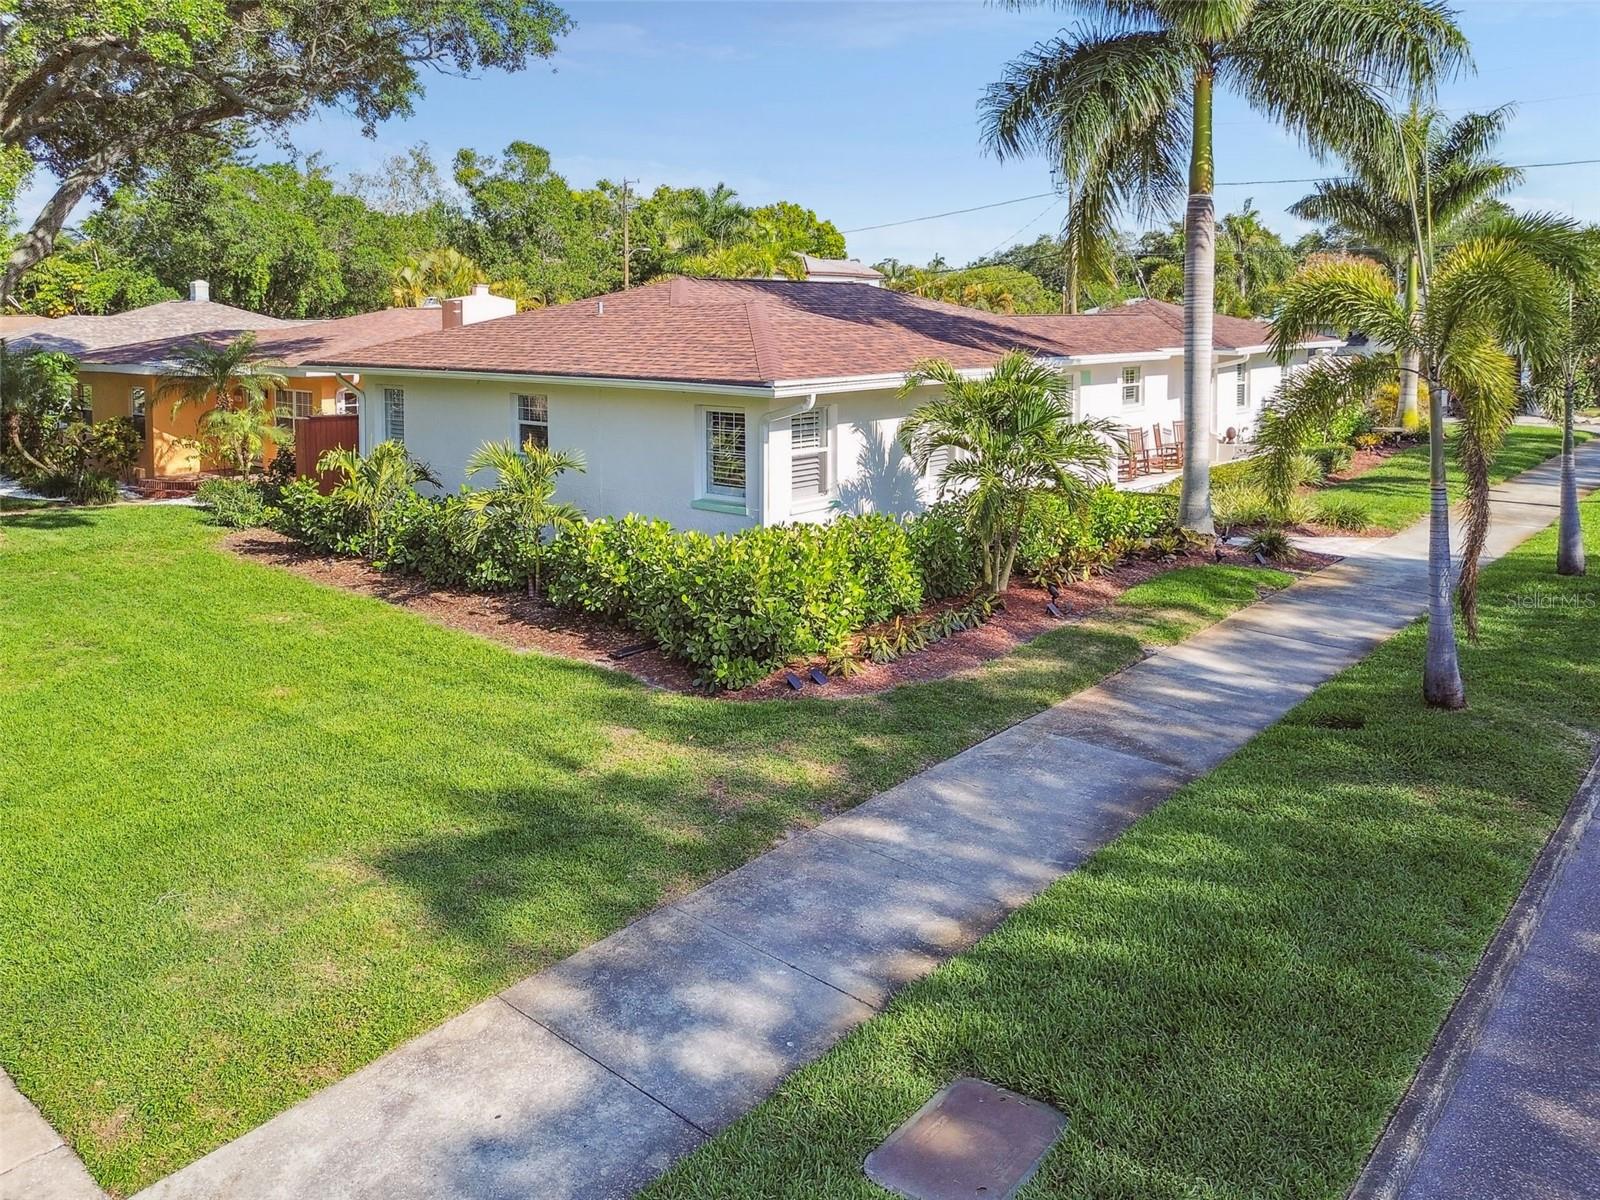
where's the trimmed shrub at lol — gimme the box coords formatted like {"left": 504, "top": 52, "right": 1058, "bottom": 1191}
{"left": 1015, "top": 487, "right": 1177, "bottom": 578}
{"left": 272, "top": 478, "right": 366, "bottom": 555}
{"left": 903, "top": 503, "right": 983, "bottom": 601}
{"left": 543, "top": 514, "right": 923, "bottom": 689}
{"left": 378, "top": 493, "right": 525, "bottom": 592}
{"left": 195, "top": 478, "right": 269, "bottom": 528}
{"left": 1212, "top": 484, "right": 1311, "bottom": 534}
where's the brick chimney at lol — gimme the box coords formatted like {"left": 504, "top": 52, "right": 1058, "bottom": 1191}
{"left": 188, "top": 280, "right": 210, "bottom": 303}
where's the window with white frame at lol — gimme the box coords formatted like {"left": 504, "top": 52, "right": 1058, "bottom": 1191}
{"left": 1120, "top": 365, "right": 1142, "bottom": 407}
{"left": 1234, "top": 362, "right": 1248, "bottom": 408}
{"left": 790, "top": 408, "right": 828, "bottom": 505}
{"left": 274, "top": 388, "right": 313, "bottom": 428}
{"left": 384, "top": 387, "right": 405, "bottom": 443}
{"left": 130, "top": 385, "right": 147, "bottom": 436}
{"left": 336, "top": 390, "right": 359, "bottom": 416}
{"left": 704, "top": 409, "right": 746, "bottom": 499}
{"left": 514, "top": 393, "right": 549, "bottom": 450}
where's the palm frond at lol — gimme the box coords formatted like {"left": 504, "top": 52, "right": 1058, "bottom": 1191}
{"left": 1268, "top": 256, "right": 1412, "bottom": 361}
{"left": 1254, "top": 353, "right": 1399, "bottom": 508}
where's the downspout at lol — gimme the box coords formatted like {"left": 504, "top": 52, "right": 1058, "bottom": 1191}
{"left": 334, "top": 372, "right": 365, "bottom": 452}
{"left": 758, "top": 392, "right": 817, "bottom": 526}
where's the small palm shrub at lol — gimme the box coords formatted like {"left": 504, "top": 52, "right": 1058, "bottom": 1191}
{"left": 1246, "top": 525, "right": 1295, "bottom": 563}
{"left": 196, "top": 478, "right": 269, "bottom": 528}
{"left": 1310, "top": 494, "right": 1375, "bottom": 532}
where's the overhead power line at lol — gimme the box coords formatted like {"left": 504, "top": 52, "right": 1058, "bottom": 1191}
{"left": 843, "top": 156, "right": 1600, "bottom": 236}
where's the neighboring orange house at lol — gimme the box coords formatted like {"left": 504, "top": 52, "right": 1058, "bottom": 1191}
{"left": 6, "top": 281, "right": 444, "bottom": 479}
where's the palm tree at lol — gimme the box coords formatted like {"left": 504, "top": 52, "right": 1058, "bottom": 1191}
{"left": 1291, "top": 105, "right": 1521, "bottom": 429}
{"left": 1219, "top": 200, "right": 1296, "bottom": 316}
{"left": 982, "top": 0, "right": 1467, "bottom": 536}
{"left": 318, "top": 441, "right": 437, "bottom": 554}
{"left": 463, "top": 440, "right": 587, "bottom": 595}
{"left": 1256, "top": 212, "right": 1594, "bottom": 707}
{"left": 898, "top": 350, "right": 1121, "bottom": 593}
{"left": 682, "top": 243, "right": 807, "bottom": 280}
{"left": 157, "top": 332, "right": 286, "bottom": 419}
{"left": 1546, "top": 273, "right": 1599, "bottom": 576}
{"left": 200, "top": 401, "right": 289, "bottom": 477}
{"left": 390, "top": 249, "right": 486, "bottom": 307}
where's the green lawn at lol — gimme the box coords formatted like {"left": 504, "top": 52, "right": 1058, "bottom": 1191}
{"left": 641, "top": 499, "right": 1600, "bottom": 1200}
{"left": 0, "top": 504, "right": 1288, "bottom": 1195}
{"left": 1315, "top": 424, "right": 1585, "bottom": 530}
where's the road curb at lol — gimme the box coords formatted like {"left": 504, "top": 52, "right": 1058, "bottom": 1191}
{"left": 1347, "top": 750, "right": 1600, "bottom": 1200}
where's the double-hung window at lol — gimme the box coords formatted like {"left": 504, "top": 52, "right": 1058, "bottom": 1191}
{"left": 1120, "top": 366, "right": 1143, "bottom": 408}
{"left": 130, "top": 386, "right": 147, "bottom": 437}
{"left": 274, "top": 388, "right": 313, "bottom": 428}
{"left": 336, "top": 390, "right": 359, "bottom": 416}
{"left": 704, "top": 409, "right": 747, "bottom": 500}
{"left": 514, "top": 393, "right": 549, "bottom": 450}
{"left": 790, "top": 408, "right": 829, "bottom": 505}
{"left": 383, "top": 387, "right": 405, "bottom": 443}
{"left": 1234, "top": 362, "right": 1248, "bottom": 408}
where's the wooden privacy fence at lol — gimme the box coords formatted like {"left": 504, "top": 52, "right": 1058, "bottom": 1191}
{"left": 295, "top": 414, "right": 358, "bottom": 494}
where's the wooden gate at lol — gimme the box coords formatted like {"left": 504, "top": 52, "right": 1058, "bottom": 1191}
{"left": 295, "top": 414, "right": 358, "bottom": 494}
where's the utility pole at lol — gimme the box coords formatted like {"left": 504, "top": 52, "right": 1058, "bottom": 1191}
{"left": 620, "top": 178, "right": 637, "bottom": 289}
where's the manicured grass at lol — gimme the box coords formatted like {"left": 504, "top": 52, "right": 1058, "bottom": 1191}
{"left": 1314, "top": 424, "right": 1585, "bottom": 530}
{"left": 0, "top": 504, "right": 1288, "bottom": 1195}
{"left": 641, "top": 499, "right": 1600, "bottom": 1200}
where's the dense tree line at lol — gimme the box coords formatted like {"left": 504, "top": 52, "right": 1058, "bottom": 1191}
{"left": 6, "top": 144, "right": 848, "bottom": 318}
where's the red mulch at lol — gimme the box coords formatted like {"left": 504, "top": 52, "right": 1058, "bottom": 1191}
{"left": 224, "top": 529, "right": 1335, "bottom": 701}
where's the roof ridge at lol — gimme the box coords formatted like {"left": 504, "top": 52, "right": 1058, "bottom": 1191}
{"left": 744, "top": 301, "right": 783, "bottom": 383}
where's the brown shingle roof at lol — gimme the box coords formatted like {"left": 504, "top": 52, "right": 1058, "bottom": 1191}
{"left": 82, "top": 307, "right": 445, "bottom": 370}
{"left": 317, "top": 279, "right": 1303, "bottom": 388}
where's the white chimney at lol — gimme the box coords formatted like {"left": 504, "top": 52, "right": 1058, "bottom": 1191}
{"left": 189, "top": 280, "right": 210, "bottom": 303}
{"left": 443, "top": 283, "right": 517, "bottom": 329}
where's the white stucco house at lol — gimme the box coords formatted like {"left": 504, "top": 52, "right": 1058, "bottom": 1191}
{"left": 313, "top": 277, "right": 1340, "bottom": 533}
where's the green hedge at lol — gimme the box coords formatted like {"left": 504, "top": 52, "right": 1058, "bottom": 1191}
{"left": 548, "top": 513, "right": 923, "bottom": 689}
{"left": 1015, "top": 487, "right": 1178, "bottom": 578}
{"left": 270, "top": 480, "right": 1178, "bottom": 690}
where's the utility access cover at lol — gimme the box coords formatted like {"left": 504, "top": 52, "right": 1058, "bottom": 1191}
{"left": 863, "top": 1076, "right": 1067, "bottom": 1200}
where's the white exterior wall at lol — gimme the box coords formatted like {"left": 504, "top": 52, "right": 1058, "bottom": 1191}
{"left": 358, "top": 347, "right": 1308, "bottom": 535}
{"left": 358, "top": 372, "right": 761, "bottom": 534}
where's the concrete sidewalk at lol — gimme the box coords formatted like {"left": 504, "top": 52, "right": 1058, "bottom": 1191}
{"left": 1394, "top": 767, "right": 1600, "bottom": 1200}
{"left": 11, "top": 445, "right": 1592, "bottom": 1200}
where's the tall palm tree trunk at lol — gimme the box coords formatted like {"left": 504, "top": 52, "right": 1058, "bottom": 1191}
{"left": 1423, "top": 373, "right": 1465, "bottom": 707}
{"left": 1397, "top": 253, "right": 1422, "bottom": 431}
{"left": 1557, "top": 365, "right": 1586, "bottom": 576}
{"left": 1179, "top": 67, "right": 1216, "bottom": 536}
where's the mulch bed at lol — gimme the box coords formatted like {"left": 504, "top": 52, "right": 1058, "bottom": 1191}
{"left": 225, "top": 529, "right": 1335, "bottom": 701}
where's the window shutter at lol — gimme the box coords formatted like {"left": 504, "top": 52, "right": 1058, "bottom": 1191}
{"left": 790, "top": 409, "right": 828, "bottom": 504}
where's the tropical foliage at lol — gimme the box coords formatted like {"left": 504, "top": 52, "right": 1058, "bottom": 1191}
{"left": 462, "top": 440, "right": 587, "bottom": 594}
{"left": 1291, "top": 104, "right": 1522, "bottom": 428}
{"left": 1257, "top": 211, "right": 1596, "bottom": 705}
{"left": 0, "top": 1, "right": 572, "bottom": 302}
{"left": 899, "top": 351, "right": 1121, "bottom": 593}
{"left": 317, "top": 441, "right": 438, "bottom": 551}
{"left": 155, "top": 333, "right": 291, "bottom": 474}
{"left": 982, "top": 0, "right": 1468, "bottom": 535}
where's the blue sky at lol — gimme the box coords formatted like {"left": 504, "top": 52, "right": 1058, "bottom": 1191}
{"left": 43, "top": 0, "right": 1600, "bottom": 265}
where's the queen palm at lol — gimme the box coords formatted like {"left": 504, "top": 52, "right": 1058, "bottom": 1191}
{"left": 463, "top": 440, "right": 587, "bottom": 596}
{"left": 982, "top": 0, "right": 1467, "bottom": 535}
{"left": 318, "top": 441, "right": 437, "bottom": 555}
{"left": 158, "top": 332, "right": 286, "bottom": 418}
{"left": 1290, "top": 105, "right": 1521, "bottom": 429}
{"left": 1256, "top": 212, "right": 1593, "bottom": 707}
{"left": 899, "top": 351, "right": 1121, "bottom": 594}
